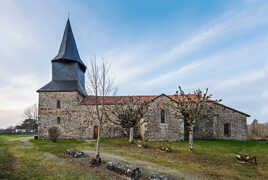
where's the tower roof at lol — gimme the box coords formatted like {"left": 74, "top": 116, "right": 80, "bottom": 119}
{"left": 52, "top": 19, "right": 86, "bottom": 72}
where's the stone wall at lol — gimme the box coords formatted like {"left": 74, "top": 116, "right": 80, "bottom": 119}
{"left": 141, "top": 95, "right": 184, "bottom": 141}
{"left": 76, "top": 105, "right": 126, "bottom": 139}
{"left": 38, "top": 91, "right": 84, "bottom": 139}
{"left": 38, "top": 92, "right": 248, "bottom": 141}
{"left": 193, "top": 103, "right": 248, "bottom": 140}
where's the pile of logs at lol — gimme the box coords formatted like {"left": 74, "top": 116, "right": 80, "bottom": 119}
{"left": 159, "top": 146, "right": 172, "bottom": 152}
{"left": 235, "top": 154, "right": 257, "bottom": 165}
{"left": 106, "top": 161, "right": 141, "bottom": 180}
{"left": 64, "top": 149, "right": 85, "bottom": 158}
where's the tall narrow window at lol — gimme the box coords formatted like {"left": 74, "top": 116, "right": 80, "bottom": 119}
{"left": 161, "top": 109, "right": 166, "bottom": 123}
{"left": 224, "top": 123, "right": 231, "bottom": 137}
{"left": 57, "top": 117, "right": 61, "bottom": 124}
{"left": 57, "top": 100, "right": 61, "bottom": 109}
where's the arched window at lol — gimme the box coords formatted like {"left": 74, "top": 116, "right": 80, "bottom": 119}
{"left": 57, "top": 117, "right": 61, "bottom": 124}
{"left": 57, "top": 100, "right": 61, "bottom": 109}
{"left": 161, "top": 109, "right": 166, "bottom": 123}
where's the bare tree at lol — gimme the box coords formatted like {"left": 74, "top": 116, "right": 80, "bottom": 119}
{"left": 176, "top": 86, "right": 221, "bottom": 153}
{"left": 86, "top": 57, "right": 115, "bottom": 163}
{"left": 23, "top": 104, "right": 38, "bottom": 133}
{"left": 108, "top": 96, "right": 149, "bottom": 144}
{"left": 24, "top": 104, "right": 38, "bottom": 120}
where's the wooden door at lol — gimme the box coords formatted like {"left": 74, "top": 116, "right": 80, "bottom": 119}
{"left": 93, "top": 126, "right": 98, "bottom": 139}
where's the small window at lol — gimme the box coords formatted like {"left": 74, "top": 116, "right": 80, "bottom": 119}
{"left": 57, "top": 117, "right": 61, "bottom": 124}
{"left": 57, "top": 100, "right": 61, "bottom": 109}
{"left": 224, "top": 123, "right": 231, "bottom": 137}
{"left": 161, "top": 109, "right": 166, "bottom": 123}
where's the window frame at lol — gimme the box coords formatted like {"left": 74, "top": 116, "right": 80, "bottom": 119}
{"left": 57, "top": 117, "right": 61, "bottom": 124}
{"left": 57, "top": 100, "right": 61, "bottom": 109}
{"left": 160, "top": 109, "right": 166, "bottom": 124}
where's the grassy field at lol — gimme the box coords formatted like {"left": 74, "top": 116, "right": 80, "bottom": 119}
{"left": 0, "top": 135, "right": 121, "bottom": 180}
{"left": 1, "top": 135, "right": 268, "bottom": 180}
{"left": 86, "top": 138, "right": 268, "bottom": 180}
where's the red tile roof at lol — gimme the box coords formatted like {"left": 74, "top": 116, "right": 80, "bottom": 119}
{"left": 80, "top": 94, "right": 250, "bottom": 117}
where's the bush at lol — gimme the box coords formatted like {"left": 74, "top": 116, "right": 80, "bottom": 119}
{"left": 48, "top": 127, "right": 60, "bottom": 142}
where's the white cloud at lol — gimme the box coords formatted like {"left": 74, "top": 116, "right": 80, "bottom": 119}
{"left": 102, "top": 2, "right": 268, "bottom": 87}
{"left": 141, "top": 58, "right": 216, "bottom": 88}
{"left": 0, "top": 74, "right": 42, "bottom": 110}
{"left": 0, "top": 109, "right": 24, "bottom": 129}
{"left": 214, "top": 67, "right": 268, "bottom": 90}
{"left": 151, "top": 3, "right": 268, "bottom": 69}
{"left": 0, "top": 74, "right": 43, "bottom": 128}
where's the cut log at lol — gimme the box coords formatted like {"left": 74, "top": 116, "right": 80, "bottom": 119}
{"left": 137, "top": 144, "right": 148, "bottom": 149}
{"left": 64, "top": 149, "right": 85, "bottom": 158}
{"left": 235, "top": 154, "right": 257, "bottom": 165}
{"left": 159, "top": 146, "right": 172, "bottom": 152}
{"left": 106, "top": 161, "right": 141, "bottom": 180}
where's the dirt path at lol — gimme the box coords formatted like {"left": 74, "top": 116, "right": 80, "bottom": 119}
{"left": 8, "top": 136, "right": 33, "bottom": 142}
{"left": 83, "top": 149, "right": 202, "bottom": 180}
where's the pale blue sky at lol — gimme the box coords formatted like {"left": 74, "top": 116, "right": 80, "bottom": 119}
{"left": 0, "top": 0, "right": 268, "bottom": 128}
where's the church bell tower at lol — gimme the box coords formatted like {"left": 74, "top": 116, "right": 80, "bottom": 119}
{"left": 38, "top": 19, "right": 87, "bottom": 96}
{"left": 37, "top": 19, "right": 87, "bottom": 139}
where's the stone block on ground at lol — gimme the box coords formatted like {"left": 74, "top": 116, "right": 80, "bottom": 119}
{"left": 159, "top": 146, "right": 172, "bottom": 152}
{"left": 64, "top": 149, "right": 85, "bottom": 158}
{"left": 235, "top": 154, "right": 257, "bottom": 165}
{"left": 137, "top": 143, "right": 149, "bottom": 149}
{"left": 106, "top": 161, "right": 141, "bottom": 180}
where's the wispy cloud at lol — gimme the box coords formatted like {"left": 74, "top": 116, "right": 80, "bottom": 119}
{"left": 105, "top": 2, "right": 268, "bottom": 86}
{"left": 214, "top": 66, "right": 268, "bottom": 90}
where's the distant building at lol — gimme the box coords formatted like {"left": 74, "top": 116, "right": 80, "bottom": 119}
{"left": 37, "top": 19, "right": 249, "bottom": 141}
{"left": 15, "top": 129, "right": 27, "bottom": 133}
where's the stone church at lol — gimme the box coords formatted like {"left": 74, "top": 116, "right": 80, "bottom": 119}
{"left": 37, "top": 20, "right": 249, "bottom": 141}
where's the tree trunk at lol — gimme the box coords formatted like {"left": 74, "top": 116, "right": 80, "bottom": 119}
{"left": 129, "top": 127, "right": 134, "bottom": 144}
{"left": 96, "top": 122, "right": 101, "bottom": 162}
{"left": 189, "top": 126, "right": 194, "bottom": 153}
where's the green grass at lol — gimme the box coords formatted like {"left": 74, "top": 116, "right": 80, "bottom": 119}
{"left": 0, "top": 137, "right": 16, "bottom": 179}
{"left": 30, "top": 139, "right": 88, "bottom": 155}
{"left": 87, "top": 138, "right": 268, "bottom": 180}
{"left": 2, "top": 135, "right": 268, "bottom": 179}
{"left": 0, "top": 136, "right": 118, "bottom": 180}
{"left": 0, "top": 134, "right": 36, "bottom": 139}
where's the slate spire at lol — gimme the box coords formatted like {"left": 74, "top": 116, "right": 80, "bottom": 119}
{"left": 37, "top": 19, "right": 87, "bottom": 96}
{"left": 52, "top": 19, "right": 86, "bottom": 72}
